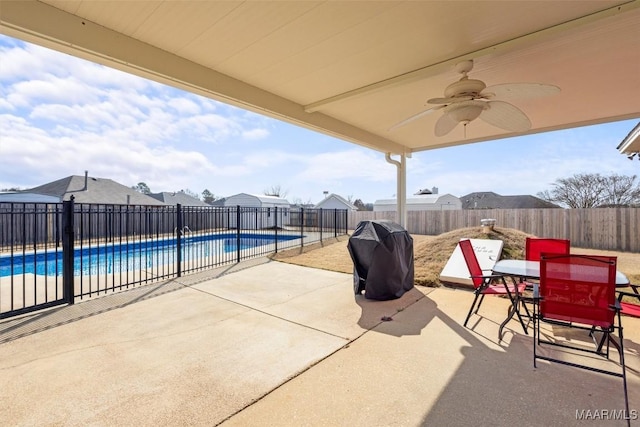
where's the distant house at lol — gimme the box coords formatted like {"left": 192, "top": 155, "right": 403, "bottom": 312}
{"left": 7, "top": 173, "right": 165, "bottom": 205}
{"left": 460, "top": 192, "right": 561, "bottom": 209}
{"left": 148, "top": 191, "right": 209, "bottom": 207}
{"left": 314, "top": 193, "right": 357, "bottom": 211}
{"left": 415, "top": 186, "right": 439, "bottom": 195}
{"left": 223, "top": 193, "right": 290, "bottom": 228}
{"left": 374, "top": 193, "right": 461, "bottom": 211}
{"left": 617, "top": 121, "right": 640, "bottom": 159}
{"left": 0, "top": 192, "right": 60, "bottom": 203}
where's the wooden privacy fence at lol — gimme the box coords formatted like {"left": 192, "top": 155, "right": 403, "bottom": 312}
{"left": 348, "top": 208, "right": 640, "bottom": 252}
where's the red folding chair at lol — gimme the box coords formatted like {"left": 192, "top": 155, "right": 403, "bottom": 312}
{"left": 534, "top": 254, "right": 629, "bottom": 424}
{"left": 525, "top": 237, "right": 570, "bottom": 261}
{"left": 521, "top": 237, "right": 571, "bottom": 312}
{"left": 460, "top": 239, "right": 527, "bottom": 335}
{"left": 618, "top": 284, "right": 640, "bottom": 318}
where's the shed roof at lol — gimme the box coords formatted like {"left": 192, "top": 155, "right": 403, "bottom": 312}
{"left": 227, "top": 193, "right": 290, "bottom": 205}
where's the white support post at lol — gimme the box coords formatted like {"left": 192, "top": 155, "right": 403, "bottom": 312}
{"left": 385, "top": 153, "right": 408, "bottom": 228}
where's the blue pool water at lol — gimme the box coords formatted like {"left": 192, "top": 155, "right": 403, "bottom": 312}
{"left": 0, "top": 233, "right": 300, "bottom": 277}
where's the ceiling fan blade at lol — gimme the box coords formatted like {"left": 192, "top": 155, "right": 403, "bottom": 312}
{"left": 480, "top": 100, "right": 531, "bottom": 132}
{"left": 434, "top": 112, "right": 459, "bottom": 137}
{"left": 427, "top": 95, "right": 473, "bottom": 105}
{"left": 388, "top": 105, "right": 443, "bottom": 131}
{"left": 482, "top": 83, "right": 560, "bottom": 100}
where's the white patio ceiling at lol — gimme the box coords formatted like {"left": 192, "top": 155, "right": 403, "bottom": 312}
{"left": 1, "top": 1, "right": 639, "bottom": 156}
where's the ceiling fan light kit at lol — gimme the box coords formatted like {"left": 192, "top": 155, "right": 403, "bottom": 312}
{"left": 391, "top": 59, "right": 560, "bottom": 137}
{"left": 444, "top": 101, "right": 486, "bottom": 124}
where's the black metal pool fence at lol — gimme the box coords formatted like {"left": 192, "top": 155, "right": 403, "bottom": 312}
{"left": 0, "top": 199, "right": 348, "bottom": 319}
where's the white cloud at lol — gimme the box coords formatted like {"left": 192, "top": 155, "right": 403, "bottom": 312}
{"left": 0, "top": 36, "right": 283, "bottom": 192}
{"left": 167, "top": 97, "right": 201, "bottom": 115}
{"left": 298, "top": 149, "right": 395, "bottom": 183}
{"left": 242, "top": 128, "right": 270, "bottom": 140}
{"left": 171, "top": 113, "right": 239, "bottom": 143}
{"left": 0, "top": 113, "right": 219, "bottom": 192}
{"left": 240, "top": 150, "right": 299, "bottom": 169}
{"left": 7, "top": 77, "right": 101, "bottom": 107}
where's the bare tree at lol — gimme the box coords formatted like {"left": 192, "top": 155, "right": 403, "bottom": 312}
{"left": 537, "top": 173, "right": 640, "bottom": 208}
{"left": 291, "top": 196, "right": 313, "bottom": 207}
{"left": 264, "top": 185, "right": 288, "bottom": 198}
{"left": 601, "top": 174, "right": 640, "bottom": 207}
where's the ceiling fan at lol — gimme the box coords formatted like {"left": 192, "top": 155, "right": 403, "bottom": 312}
{"left": 389, "top": 60, "right": 560, "bottom": 136}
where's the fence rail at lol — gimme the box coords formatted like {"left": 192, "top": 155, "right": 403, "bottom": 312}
{"left": 0, "top": 201, "right": 348, "bottom": 319}
{"left": 349, "top": 208, "right": 640, "bottom": 252}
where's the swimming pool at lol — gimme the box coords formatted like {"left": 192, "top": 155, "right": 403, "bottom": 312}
{"left": 0, "top": 233, "right": 300, "bottom": 277}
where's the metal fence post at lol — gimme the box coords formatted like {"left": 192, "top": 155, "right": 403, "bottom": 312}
{"left": 236, "top": 206, "right": 241, "bottom": 263}
{"left": 300, "top": 207, "right": 304, "bottom": 247}
{"left": 274, "top": 206, "right": 278, "bottom": 253}
{"left": 344, "top": 209, "right": 348, "bottom": 235}
{"left": 176, "top": 203, "right": 182, "bottom": 277}
{"left": 55, "top": 205, "right": 61, "bottom": 247}
{"left": 62, "top": 196, "right": 75, "bottom": 305}
{"left": 319, "top": 208, "right": 323, "bottom": 242}
{"left": 334, "top": 209, "right": 338, "bottom": 237}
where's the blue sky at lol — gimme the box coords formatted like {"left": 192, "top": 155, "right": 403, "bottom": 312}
{"left": 1, "top": 34, "right": 638, "bottom": 205}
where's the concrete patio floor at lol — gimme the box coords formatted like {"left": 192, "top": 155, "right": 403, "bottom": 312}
{"left": 1, "top": 259, "right": 638, "bottom": 426}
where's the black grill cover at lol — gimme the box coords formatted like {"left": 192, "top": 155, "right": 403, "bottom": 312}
{"left": 347, "top": 220, "right": 414, "bottom": 300}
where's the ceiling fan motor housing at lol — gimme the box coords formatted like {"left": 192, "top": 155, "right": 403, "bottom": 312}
{"left": 444, "top": 78, "right": 486, "bottom": 98}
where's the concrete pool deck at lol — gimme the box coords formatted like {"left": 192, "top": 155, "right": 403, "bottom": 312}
{"left": 1, "top": 259, "right": 639, "bottom": 426}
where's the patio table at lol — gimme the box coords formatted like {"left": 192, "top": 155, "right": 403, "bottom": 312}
{"left": 491, "top": 259, "right": 630, "bottom": 340}
{"left": 492, "top": 259, "right": 630, "bottom": 286}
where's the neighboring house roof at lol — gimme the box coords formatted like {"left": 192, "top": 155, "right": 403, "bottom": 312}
{"left": 460, "top": 192, "right": 561, "bottom": 209}
{"left": 23, "top": 174, "right": 165, "bottom": 205}
{"left": 414, "top": 189, "right": 432, "bottom": 195}
{"left": 209, "top": 197, "right": 226, "bottom": 207}
{"left": 0, "top": 192, "right": 61, "bottom": 203}
{"left": 414, "top": 187, "right": 438, "bottom": 195}
{"left": 148, "top": 191, "right": 210, "bottom": 206}
{"left": 314, "top": 193, "right": 358, "bottom": 210}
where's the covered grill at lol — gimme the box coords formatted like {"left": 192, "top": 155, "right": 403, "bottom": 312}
{"left": 347, "top": 220, "right": 414, "bottom": 300}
